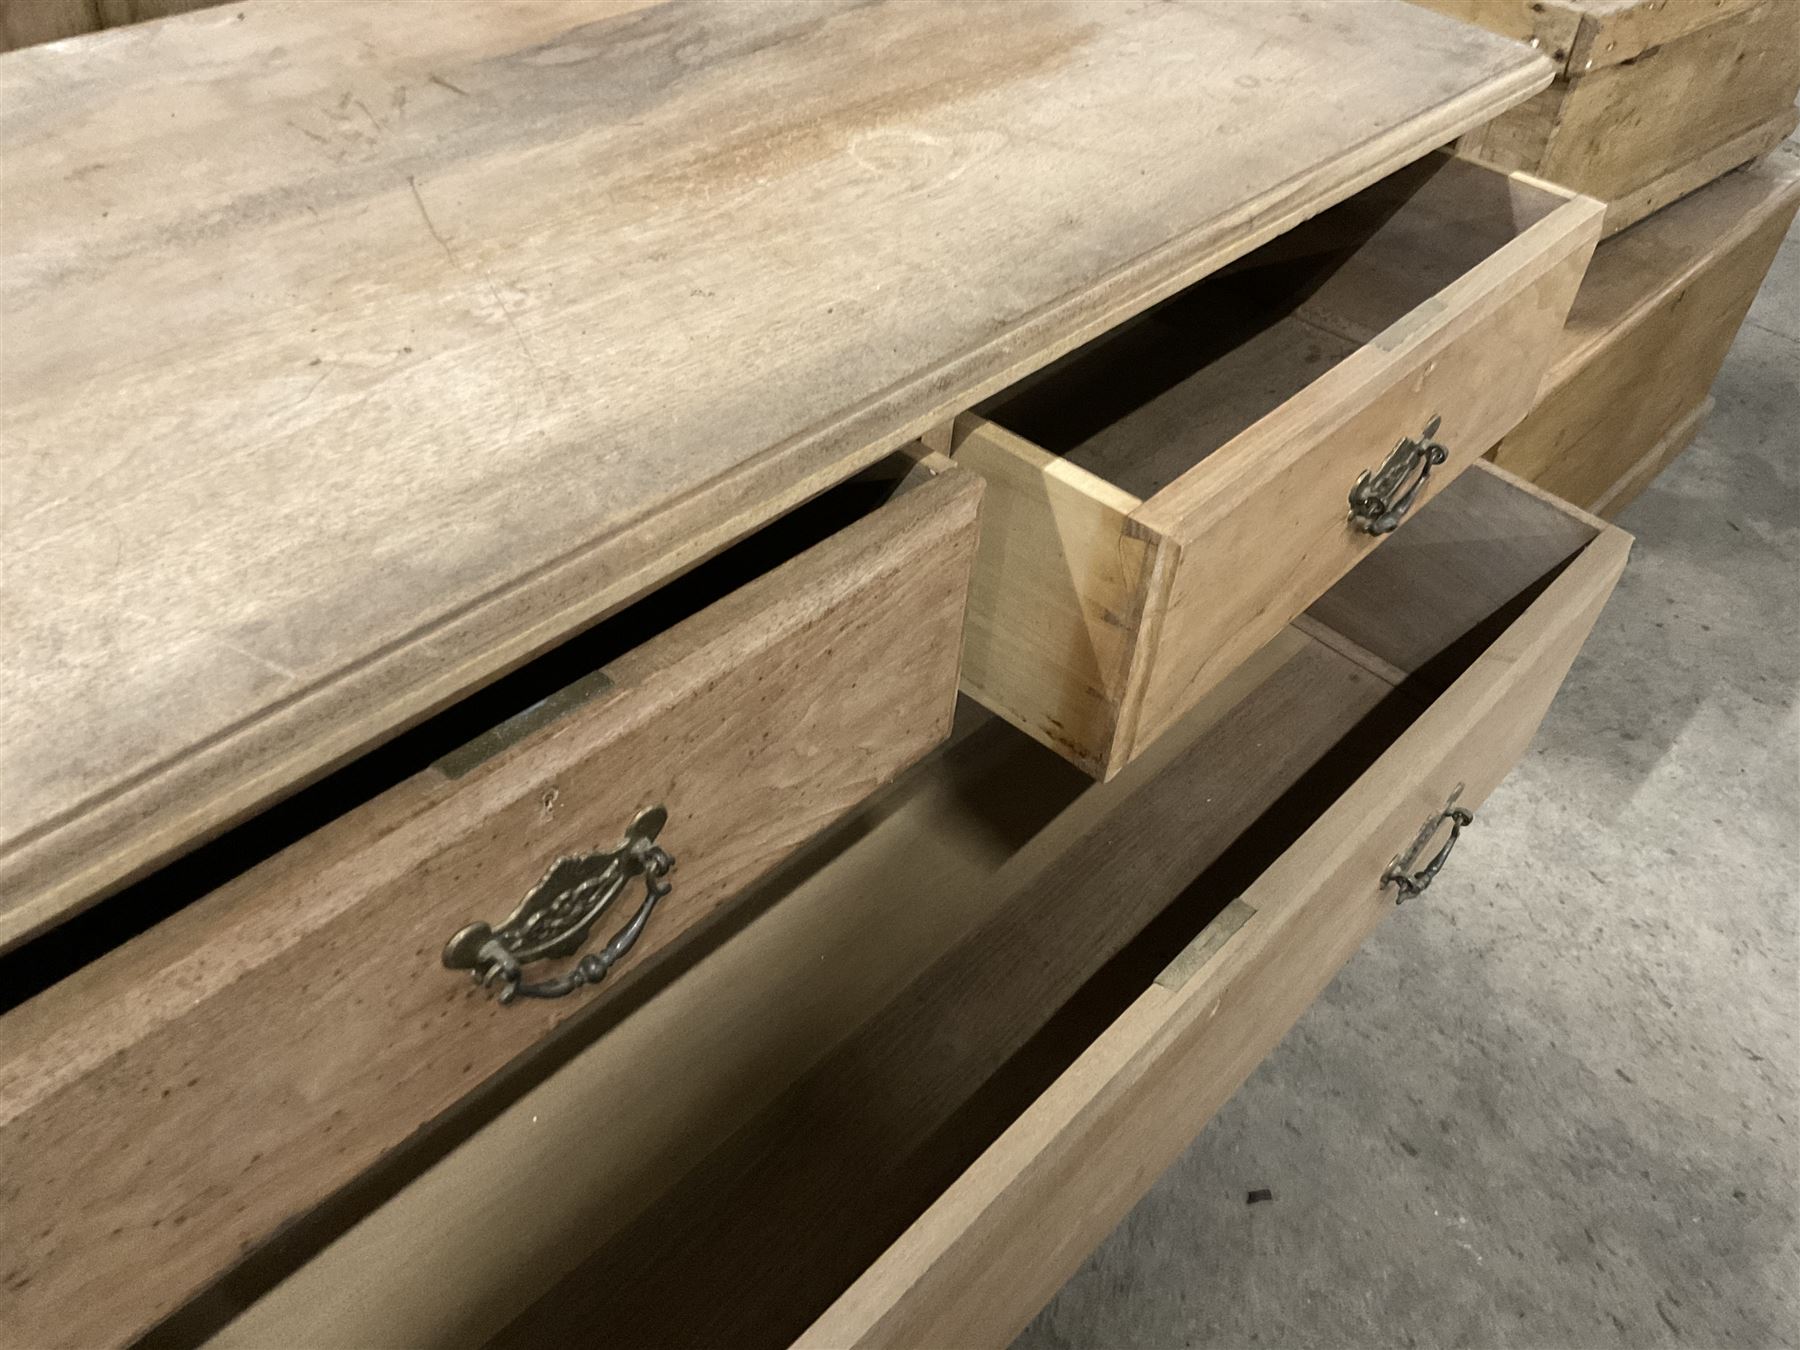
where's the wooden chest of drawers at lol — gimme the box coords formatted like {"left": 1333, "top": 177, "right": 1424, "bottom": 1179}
{"left": 0, "top": 4, "right": 1629, "bottom": 1346}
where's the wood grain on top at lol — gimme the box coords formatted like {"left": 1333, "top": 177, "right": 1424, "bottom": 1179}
{"left": 0, "top": 0, "right": 1550, "bottom": 944}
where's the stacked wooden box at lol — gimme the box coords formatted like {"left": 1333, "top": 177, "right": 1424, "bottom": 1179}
{"left": 1419, "top": 0, "right": 1798, "bottom": 234}
{"left": 1413, "top": 0, "right": 1800, "bottom": 515}
{"left": 1493, "top": 146, "right": 1799, "bottom": 516}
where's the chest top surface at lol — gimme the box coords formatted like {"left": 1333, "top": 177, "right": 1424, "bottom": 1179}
{"left": 0, "top": 0, "right": 1547, "bottom": 942}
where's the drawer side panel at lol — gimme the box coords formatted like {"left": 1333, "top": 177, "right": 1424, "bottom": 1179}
{"left": 951, "top": 416, "right": 1156, "bottom": 775}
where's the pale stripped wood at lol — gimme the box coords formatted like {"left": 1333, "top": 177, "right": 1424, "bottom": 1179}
{"left": 1562, "top": 0, "right": 1771, "bottom": 71}
{"left": 799, "top": 471, "right": 1631, "bottom": 1350}
{"left": 1599, "top": 108, "right": 1799, "bottom": 235}
{"left": 1592, "top": 394, "right": 1712, "bottom": 521}
{"left": 952, "top": 158, "right": 1599, "bottom": 776}
{"left": 1455, "top": 0, "right": 1800, "bottom": 209}
{"left": 1547, "top": 24, "right": 1800, "bottom": 218}
{"left": 1121, "top": 181, "right": 1602, "bottom": 761}
{"left": 0, "top": 467, "right": 981, "bottom": 1350}
{"left": 949, "top": 415, "right": 1152, "bottom": 775}
{"left": 1491, "top": 149, "right": 1800, "bottom": 509}
{"left": 0, "top": 0, "right": 1554, "bottom": 944}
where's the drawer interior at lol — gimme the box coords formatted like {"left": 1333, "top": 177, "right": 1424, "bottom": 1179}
{"left": 249, "top": 467, "right": 1593, "bottom": 1350}
{"left": 976, "top": 154, "right": 1571, "bottom": 500}
{"left": 0, "top": 451, "right": 947, "bottom": 1007}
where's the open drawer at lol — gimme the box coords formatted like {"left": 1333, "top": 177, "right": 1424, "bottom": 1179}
{"left": 952, "top": 153, "right": 1603, "bottom": 778}
{"left": 197, "top": 464, "right": 1629, "bottom": 1350}
{"left": 0, "top": 455, "right": 981, "bottom": 1350}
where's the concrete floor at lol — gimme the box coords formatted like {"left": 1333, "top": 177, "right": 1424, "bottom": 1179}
{"left": 1016, "top": 223, "right": 1800, "bottom": 1347}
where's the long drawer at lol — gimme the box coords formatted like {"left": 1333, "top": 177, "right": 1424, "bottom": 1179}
{"left": 950, "top": 153, "right": 1601, "bottom": 779}
{"left": 199, "top": 462, "right": 1629, "bottom": 1350}
{"left": 0, "top": 455, "right": 982, "bottom": 1350}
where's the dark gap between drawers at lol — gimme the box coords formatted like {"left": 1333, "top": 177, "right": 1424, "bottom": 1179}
{"left": 0, "top": 456, "right": 928, "bottom": 1012}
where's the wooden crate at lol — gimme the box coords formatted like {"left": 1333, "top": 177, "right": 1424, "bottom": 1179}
{"left": 1416, "top": 0, "right": 1800, "bottom": 234}
{"left": 1489, "top": 146, "right": 1800, "bottom": 517}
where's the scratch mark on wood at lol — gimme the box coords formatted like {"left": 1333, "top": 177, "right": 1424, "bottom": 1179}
{"left": 406, "top": 175, "right": 457, "bottom": 267}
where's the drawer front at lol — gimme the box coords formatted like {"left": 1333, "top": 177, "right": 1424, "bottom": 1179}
{"left": 1118, "top": 191, "right": 1601, "bottom": 763}
{"left": 953, "top": 171, "right": 1602, "bottom": 780}
{"left": 0, "top": 466, "right": 982, "bottom": 1350}
{"left": 800, "top": 481, "right": 1628, "bottom": 1350}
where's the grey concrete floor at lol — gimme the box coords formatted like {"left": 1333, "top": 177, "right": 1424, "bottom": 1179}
{"left": 1016, "top": 222, "right": 1800, "bottom": 1348}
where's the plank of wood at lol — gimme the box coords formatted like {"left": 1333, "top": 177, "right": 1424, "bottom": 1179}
{"left": 1491, "top": 149, "right": 1800, "bottom": 508}
{"left": 1599, "top": 107, "right": 1799, "bottom": 235}
{"left": 0, "top": 0, "right": 1554, "bottom": 946}
{"left": 1457, "top": 0, "right": 1800, "bottom": 203}
{"left": 490, "top": 629, "right": 1397, "bottom": 1350}
{"left": 1564, "top": 0, "right": 1771, "bottom": 73}
{"left": 1592, "top": 393, "right": 1712, "bottom": 520}
{"left": 949, "top": 415, "right": 1152, "bottom": 776}
{"left": 0, "top": 468, "right": 981, "bottom": 1350}
{"left": 1121, "top": 189, "right": 1601, "bottom": 763}
{"left": 800, "top": 486, "right": 1631, "bottom": 1350}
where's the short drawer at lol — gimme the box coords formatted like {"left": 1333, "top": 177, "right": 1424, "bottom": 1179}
{"left": 202, "top": 463, "right": 1628, "bottom": 1350}
{"left": 952, "top": 153, "right": 1603, "bottom": 778}
{"left": 0, "top": 454, "right": 982, "bottom": 1350}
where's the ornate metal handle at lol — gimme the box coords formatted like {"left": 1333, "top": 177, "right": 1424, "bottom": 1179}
{"left": 1348, "top": 415, "right": 1450, "bottom": 535}
{"left": 1382, "top": 787, "right": 1472, "bottom": 904}
{"left": 443, "top": 805, "right": 674, "bottom": 1003}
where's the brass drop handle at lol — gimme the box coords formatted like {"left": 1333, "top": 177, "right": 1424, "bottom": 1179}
{"left": 443, "top": 805, "right": 674, "bottom": 1003}
{"left": 1382, "top": 788, "right": 1472, "bottom": 904}
{"left": 1348, "top": 415, "right": 1449, "bottom": 535}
